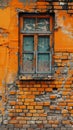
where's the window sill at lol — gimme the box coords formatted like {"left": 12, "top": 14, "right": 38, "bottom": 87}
{"left": 18, "top": 75, "right": 54, "bottom": 81}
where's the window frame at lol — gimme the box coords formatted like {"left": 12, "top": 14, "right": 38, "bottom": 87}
{"left": 19, "top": 13, "right": 54, "bottom": 80}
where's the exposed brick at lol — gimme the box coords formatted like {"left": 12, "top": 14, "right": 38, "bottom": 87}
{"left": 25, "top": 99, "right": 34, "bottom": 102}
{"left": 27, "top": 106, "right": 34, "bottom": 110}
{"left": 35, "top": 106, "right": 42, "bottom": 110}
{"left": 19, "top": 120, "right": 27, "bottom": 124}
{"left": 19, "top": 105, "right": 26, "bottom": 109}
{"left": 68, "top": 103, "right": 73, "bottom": 107}
{"left": 26, "top": 113, "right": 33, "bottom": 117}
{"left": 50, "top": 95, "right": 56, "bottom": 99}
{"left": 30, "top": 110, "right": 36, "bottom": 113}
{"left": 45, "top": 88, "right": 52, "bottom": 92}
{"left": 37, "top": 102, "right": 43, "bottom": 106}
{"left": 62, "top": 120, "right": 70, "bottom": 125}
{"left": 16, "top": 109, "right": 22, "bottom": 112}
{"left": 9, "top": 101, "right": 16, "bottom": 105}
{"left": 30, "top": 102, "right": 36, "bottom": 106}
{"left": 43, "top": 102, "right": 50, "bottom": 106}
{"left": 30, "top": 88, "right": 37, "bottom": 91}
{"left": 39, "top": 113, "right": 47, "bottom": 117}
{"left": 34, "top": 84, "right": 41, "bottom": 88}
{"left": 10, "top": 91, "right": 16, "bottom": 95}
{"left": 9, "top": 119, "right": 18, "bottom": 124}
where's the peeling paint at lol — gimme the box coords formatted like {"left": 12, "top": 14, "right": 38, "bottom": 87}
{"left": 0, "top": 0, "right": 11, "bottom": 8}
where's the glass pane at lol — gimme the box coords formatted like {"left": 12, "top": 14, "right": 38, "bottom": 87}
{"left": 37, "top": 18, "right": 50, "bottom": 31}
{"left": 38, "top": 36, "right": 50, "bottom": 52}
{"left": 37, "top": 53, "right": 50, "bottom": 72}
{"left": 23, "top": 36, "right": 34, "bottom": 51}
{"left": 22, "top": 54, "right": 34, "bottom": 72}
{"left": 23, "top": 18, "right": 35, "bottom": 31}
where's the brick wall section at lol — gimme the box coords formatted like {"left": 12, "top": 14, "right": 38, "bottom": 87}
{"left": 4, "top": 52, "right": 73, "bottom": 130}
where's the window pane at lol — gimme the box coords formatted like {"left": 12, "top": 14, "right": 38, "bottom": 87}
{"left": 37, "top": 18, "right": 50, "bottom": 31}
{"left": 37, "top": 53, "right": 50, "bottom": 72}
{"left": 22, "top": 54, "right": 34, "bottom": 72}
{"left": 23, "top": 36, "right": 34, "bottom": 51}
{"left": 38, "top": 36, "right": 50, "bottom": 52}
{"left": 23, "top": 18, "right": 35, "bottom": 31}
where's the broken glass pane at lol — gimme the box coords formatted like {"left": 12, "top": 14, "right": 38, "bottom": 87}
{"left": 37, "top": 53, "right": 50, "bottom": 72}
{"left": 22, "top": 54, "right": 34, "bottom": 72}
{"left": 23, "top": 36, "right": 34, "bottom": 51}
{"left": 23, "top": 18, "right": 35, "bottom": 31}
{"left": 38, "top": 36, "right": 50, "bottom": 52}
{"left": 37, "top": 18, "right": 50, "bottom": 31}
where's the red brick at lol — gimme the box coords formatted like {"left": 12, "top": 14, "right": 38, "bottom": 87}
{"left": 19, "top": 105, "right": 26, "bottom": 109}
{"left": 58, "top": 102, "right": 66, "bottom": 106}
{"left": 68, "top": 103, "right": 73, "bottom": 107}
{"left": 9, "top": 101, "right": 16, "bottom": 105}
{"left": 19, "top": 120, "right": 26, "bottom": 124}
{"left": 38, "top": 88, "right": 44, "bottom": 92}
{"left": 27, "top": 106, "right": 34, "bottom": 109}
{"left": 25, "top": 99, "right": 34, "bottom": 102}
{"left": 16, "top": 109, "right": 22, "bottom": 112}
{"left": 30, "top": 110, "right": 36, "bottom": 113}
{"left": 37, "top": 102, "right": 43, "bottom": 106}
{"left": 70, "top": 110, "right": 73, "bottom": 114}
{"left": 33, "top": 113, "right": 39, "bottom": 117}
{"left": 18, "top": 91, "right": 24, "bottom": 95}
{"left": 45, "top": 88, "right": 52, "bottom": 92}
{"left": 39, "top": 113, "right": 47, "bottom": 117}
{"left": 32, "top": 91, "right": 40, "bottom": 95}
{"left": 50, "top": 95, "right": 56, "bottom": 99}
{"left": 27, "top": 95, "right": 35, "bottom": 99}
{"left": 9, "top": 120, "right": 18, "bottom": 124}
{"left": 34, "top": 84, "right": 41, "bottom": 88}
{"left": 50, "top": 105, "right": 56, "bottom": 110}
{"left": 9, "top": 113, "right": 16, "bottom": 117}
{"left": 30, "top": 88, "right": 37, "bottom": 91}
{"left": 62, "top": 109, "right": 68, "bottom": 114}
{"left": 62, "top": 120, "right": 70, "bottom": 125}
{"left": 10, "top": 91, "right": 16, "bottom": 95}
{"left": 37, "top": 110, "right": 44, "bottom": 113}
{"left": 35, "top": 106, "right": 42, "bottom": 110}
{"left": 30, "top": 102, "right": 36, "bottom": 106}
{"left": 24, "top": 102, "right": 29, "bottom": 105}
{"left": 26, "top": 113, "right": 32, "bottom": 116}
{"left": 49, "top": 120, "right": 54, "bottom": 124}
{"left": 43, "top": 102, "right": 50, "bottom": 106}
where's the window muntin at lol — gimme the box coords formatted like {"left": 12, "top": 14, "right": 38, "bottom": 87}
{"left": 19, "top": 14, "right": 53, "bottom": 77}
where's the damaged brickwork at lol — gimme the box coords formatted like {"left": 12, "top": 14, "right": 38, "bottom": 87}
{"left": 0, "top": 0, "right": 73, "bottom": 130}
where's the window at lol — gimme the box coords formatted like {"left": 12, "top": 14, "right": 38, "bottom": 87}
{"left": 19, "top": 13, "right": 54, "bottom": 79}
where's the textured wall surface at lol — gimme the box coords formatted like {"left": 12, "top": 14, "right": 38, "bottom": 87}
{"left": 0, "top": 0, "right": 73, "bottom": 130}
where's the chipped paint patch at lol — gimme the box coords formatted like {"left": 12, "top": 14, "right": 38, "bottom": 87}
{"left": 0, "top": 0, "right": 11, "bottom": 8}
{"left": 55, "top": 12, "right": 73, "bottom": 38}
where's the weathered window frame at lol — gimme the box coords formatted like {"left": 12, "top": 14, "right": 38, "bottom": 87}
{"left": 19, "top": 13, "right": 54, "bottom": 80}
